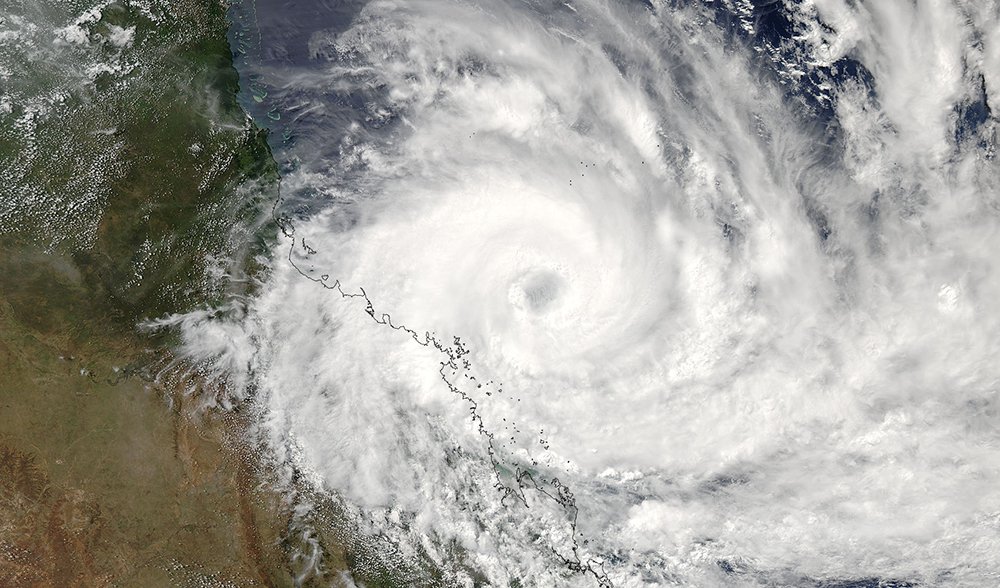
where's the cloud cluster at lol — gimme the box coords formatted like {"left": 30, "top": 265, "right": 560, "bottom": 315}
{"left": 173, "top": 0, "right": 1000, "bottom": 585}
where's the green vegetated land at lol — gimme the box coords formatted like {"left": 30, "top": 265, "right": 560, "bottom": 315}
{"left": 0, "top": 1, "right": 357, "bottom": 585}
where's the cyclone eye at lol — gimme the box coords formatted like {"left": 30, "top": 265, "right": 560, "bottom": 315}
{"left": 510, "top": 270, "right": 564, "bottom": 314}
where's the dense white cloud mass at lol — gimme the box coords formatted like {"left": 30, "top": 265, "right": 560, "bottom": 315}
{"left": 170, "top": 0, "right": 1000, "bottom": 585}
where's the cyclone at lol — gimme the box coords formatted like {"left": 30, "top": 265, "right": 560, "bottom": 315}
{"left": 167, "top": 0, "right": 1000, "bottom": 585}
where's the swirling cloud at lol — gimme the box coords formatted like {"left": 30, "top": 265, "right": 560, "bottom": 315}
{"left": 170, "top": 0, "right": 1000, "bottom": 585}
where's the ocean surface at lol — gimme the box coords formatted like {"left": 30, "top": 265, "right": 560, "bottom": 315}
{"left": 171, "top": 0, "right": 1000, "bottom": 585}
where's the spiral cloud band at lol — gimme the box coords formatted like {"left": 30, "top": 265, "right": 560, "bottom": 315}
{"left": 167, "top": 0, "right": 1000, "bottom": 585}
